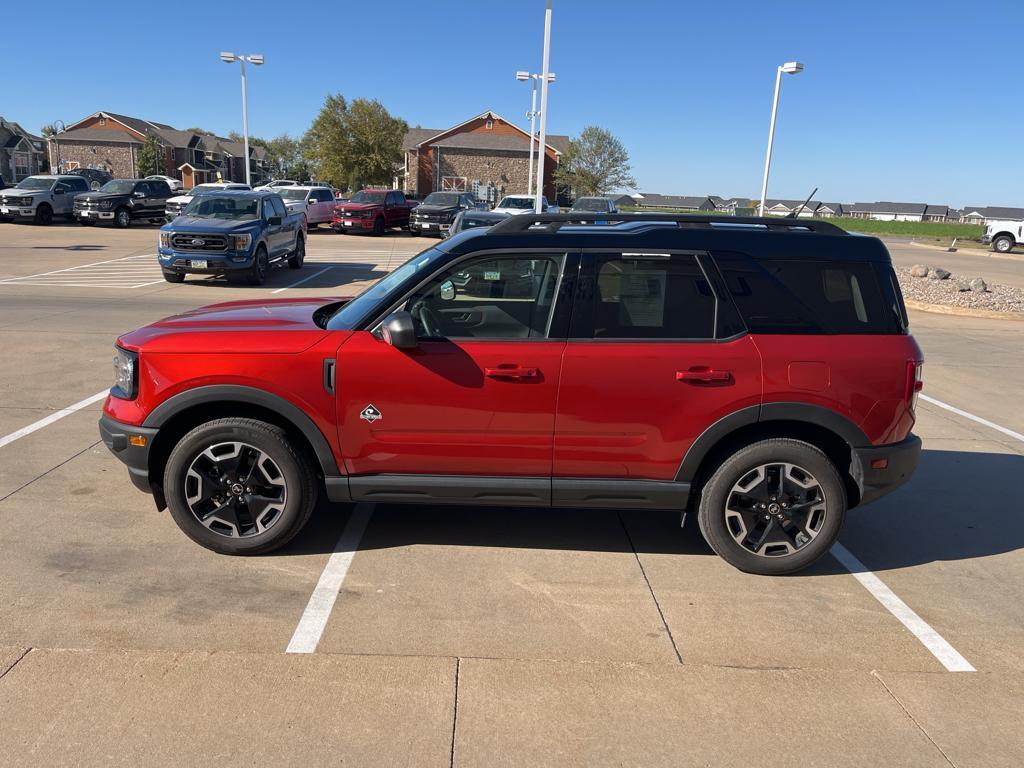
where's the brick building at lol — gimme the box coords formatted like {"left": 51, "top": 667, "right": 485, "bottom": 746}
{"left": 402, "top": 111, "right": 569, "bottom": 202}
{"left": 0, "top": 117, "right": 47, "bottom": 184}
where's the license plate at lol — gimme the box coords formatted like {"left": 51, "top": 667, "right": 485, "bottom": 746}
{"left": 191, "top": 259, "right": 208, "bottom": 269}
{"left": 0, "top": 207, "right": 8, "bottom": 214}
{"left": 422, "top": 222, "right": 432, "bottom": 228}
{"left": 344, "top": 220, "right": 353, "bottom": 227}
{"left": 80, "top": 210, "right": 92, "bottom": 217}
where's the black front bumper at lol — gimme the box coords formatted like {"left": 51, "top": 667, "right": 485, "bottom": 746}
{"left": 99, "top": 413, "right": 161, "bottom": 499}
{"left": 853, "top": 434, "right": 922, "bottom": 506}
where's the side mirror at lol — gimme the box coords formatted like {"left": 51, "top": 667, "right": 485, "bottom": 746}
{"left": 268, "top": 215, "right": 282, "bottom": 226}
{"left": 133, "top": 191, "right": 145, "bottom": 198}
{"left": 380, "top": 311, "right": 417, "bottom": 349}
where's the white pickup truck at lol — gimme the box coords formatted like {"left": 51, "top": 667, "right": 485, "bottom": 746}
{"left": 0, "top": 174, "right": 91, "bottom": 225}
{"left": 982, "top": 219, "right": 1024, "bottom": 253}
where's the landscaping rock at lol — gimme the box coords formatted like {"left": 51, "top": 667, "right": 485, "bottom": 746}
{"left": 955, "top": 280, "right": 971, "bottom": 292}
{"left": 909, "top": 264, "right": 930, "bottom": 278}
{"left": 927, "top": 268, "right": 951, "bottom": 280}
{"left": 970, "top": 277, "right": 988, "bottom": 292}
{"left": 895, "top": 266, "right": 1024, "bottom": 314}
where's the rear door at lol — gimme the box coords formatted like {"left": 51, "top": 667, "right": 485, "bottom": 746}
{"left": 553, "top": 250, "right": 762, "bottom": 485}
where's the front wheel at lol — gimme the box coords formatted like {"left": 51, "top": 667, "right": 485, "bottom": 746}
{"left": 163, "top": 418, "right": 317, "bottom": 554}
{"left": 288, "top": 236, "right": 305, "bottom": 269}
{"left": 34, "top": 204, "right": 53, "bottom": 225}
{"left": 246, "top": 247, "right": 269, "bottom": 285}
{"left": 697, "top": 438, "right": 846, "bottom": 575}
{"left": 162, "top": 269, "right": 185, "bottom": 283}
{"left": 114, "top": 207, "right": 131, "bottom": 228}
{"left": 993, "top": 235, "right": 1014, "bottom": 253}
{"left": 372, "top": 216, "right": 385, "bottom": 236}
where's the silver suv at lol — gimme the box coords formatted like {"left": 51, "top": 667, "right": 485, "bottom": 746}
{"left": 0, "top": 175, "right": 91, "bottom": 225}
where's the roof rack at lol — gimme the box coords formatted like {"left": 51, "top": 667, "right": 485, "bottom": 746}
{"left": 487, "top": 213, "right": 847, "bottom": 236}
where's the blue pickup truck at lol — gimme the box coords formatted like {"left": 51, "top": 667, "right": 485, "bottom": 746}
{"left": 158, "top": 190, "right": 305, "bottom": 285}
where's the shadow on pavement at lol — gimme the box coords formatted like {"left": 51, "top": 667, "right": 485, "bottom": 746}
{"left": 278, "top": 448, "right": 1023, "bottom": 576}
{"left": 31, "top": 244, "right": 108, "bottom": 251}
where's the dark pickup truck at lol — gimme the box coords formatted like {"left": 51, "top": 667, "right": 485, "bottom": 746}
{"left": 74, "top": 178, "right": 172, "bottom": 228}
{"left": 332, "top": 189, "right": 415, "bottom": 235}
{"left": 409, "top": 191, "right": 481, "bottom": 237}
{"left": 157, "top": 190, "right": 305, "bottom": 285}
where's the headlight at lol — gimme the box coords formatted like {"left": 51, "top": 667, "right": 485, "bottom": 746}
{"left": 159, "top": 231, "right": 170, "bottom": 248}
{"left": 112, "top": 346, "right": 138, "bottom": 400}
{"left": 231, "top": 233, "right": 252, "bottom": 251}
{"left": 100, "top": 200, "right": 112, "bottom": 210}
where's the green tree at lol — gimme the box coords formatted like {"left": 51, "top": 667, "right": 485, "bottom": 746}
{"left": 302, "top": 93, "right": 350, "bottom": 185}
{"left": 40, "top": 123, "right": 57, "bottom": 138}
{"left": 554, "top": 126, "right": 636, "bottom": 198}
{"left": 137, "top": 134, "right": 163, "bottom": 177}
{"left": 184, "top": 127, "right": 211, "bottom": 135}
{"left": 266, "top": 134, "right": 301, "bottom": 178}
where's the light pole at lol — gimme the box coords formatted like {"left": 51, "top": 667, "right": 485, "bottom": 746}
{"left": 516, "top": 70, "right": 556, "bottom": 198}
{"left": 52, "top": 120, "right": 66, "bottom": 173}
{"left": 758, "top": 61, "right": 803, "bottom": 217}
{"left": 533, "top": 0, "right": 553, "bottom": 213}
{"left": 220, "top": 52, "right": 264, "bottom": 186}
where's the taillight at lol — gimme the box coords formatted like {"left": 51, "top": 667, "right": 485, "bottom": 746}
{"left": 906, "top": 361, "right": 923, "bottom": 412}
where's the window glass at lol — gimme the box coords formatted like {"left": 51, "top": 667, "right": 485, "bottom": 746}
{"left": 406, "top": 254, "right": 566, "bottom": 339}
{"left": 71, "top": 177, "right": 89, "bottom": 191}
{"left": 268, "top": 196, "right": 287, "bottom": 218}
{"left": 715, "top": 254, "right": 901, "bottom": 334}
{"left": 589, "top": 253, "right": 717, "bottom": 339}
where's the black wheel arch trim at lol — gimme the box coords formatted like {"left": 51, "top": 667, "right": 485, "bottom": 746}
{"left": 143, "top": 385, "right": 340, "bottom": 476}
{"left": 675, "top": 402, "right": 870, "bottom": 482}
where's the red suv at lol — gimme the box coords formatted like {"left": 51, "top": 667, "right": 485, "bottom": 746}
{"left": 100, "top": 214, "right": 922, "bottom": 575}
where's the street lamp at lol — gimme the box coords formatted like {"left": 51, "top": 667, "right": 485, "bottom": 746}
{"left": 757, "top": 61, "right": 804, "bottom": 217}
{"left": 516, "top": 70, "right": 556, "bottom": 198}
{"left": 220, "top": 52, "right": 264, "bottom": 186}
{"left": 533, "top": 0, "right": 554, "bottom": 213}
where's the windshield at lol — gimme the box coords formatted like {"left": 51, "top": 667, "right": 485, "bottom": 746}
{"left": 572, "top": 198, "right": 608, "bottom": 212}
{"left": 277, "top": 189, "right": 309, "bottom": 201}
{"left": 497, "top": 196, "right": 534, "bottom": 209}
{"left": 183, "top": 195, "right": 260, "bottom": 220}
{"left": 99, "top": 180, "right": 137, "bottom": 194}
{"left": 423, "top": 192, "right": 460, "bottom": 206}
{"left": 460, "top": 215, "right": 499, "bottom": 230}
{"left": 188, "top": 185, "right": 224, "bottom": 196}
{"left": 327, "top": 247, "right": 448, "bottom": 330}
{"left": 349, "top": 191, "right": 386, "bottom": 204}
{"left": 14, "top": 177, "right": 55, "bottom": 191}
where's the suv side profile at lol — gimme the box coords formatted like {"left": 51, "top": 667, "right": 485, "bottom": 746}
{"left": 99, "top": 214, "right": 922, "bottom": 575}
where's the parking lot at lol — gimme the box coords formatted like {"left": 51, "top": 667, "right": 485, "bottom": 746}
{"left": 1, "top": 220, "right": 1022, "bottom": 766}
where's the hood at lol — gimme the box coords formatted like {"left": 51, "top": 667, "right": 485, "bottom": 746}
{"left": 118, "top": 297, "right": 350, "bottom": 354}
{"left": 75, "top": 190, "right": 130, "bottom": 202}
{"left": 2, "top": 188, "right": 49, "bottom": 198}
{"left": 415, "top": 204, "right": 459, "bottom": 214}
{"left": 167, "top": 193, "right": 194, "bottom": 204}
{"left": 162, "top": 216, "right": 260, "bottom": 233}
{"left": 336, "top": 202, "right": 382, "bottom": 211}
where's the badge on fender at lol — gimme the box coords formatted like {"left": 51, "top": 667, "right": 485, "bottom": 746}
{"left": 359, "top": 404, "right": 382, "bottom": 423}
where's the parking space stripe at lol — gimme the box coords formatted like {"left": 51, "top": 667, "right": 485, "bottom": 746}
{"left": 831, "top": 542, "right": 975, "bottom": 672}
{"left": 920, "top": 393, "right": 1024, "bottom": 443}
{"left": 0, "top": 254, "right": 163, "bottom": 289}
{"left": 0, "top": 390, "right": 108, "bottom": 450}
{"left": 271, "top": 267, "right": 334, "bottom": 294}
{"left": 286, "top": 503, "right": 374, "bottom": 653}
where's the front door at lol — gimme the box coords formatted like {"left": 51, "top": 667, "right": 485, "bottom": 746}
{"left": 554, "top": 250, "right": 761, "bottom": 482}
{"left": 337, "top": 250, "right": 576, "bottom": 491}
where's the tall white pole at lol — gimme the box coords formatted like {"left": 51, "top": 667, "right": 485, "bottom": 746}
{"left": 526, "top": 79, "right": 538, "bottom": 197}
{"left": 241, "top": 58, "right": 251, "bottom": 186}
{"left": 534, "top": 0, "right": 552, "bottom": 214}
{"left": 758, "top": 66, "right": 783, "bottom": 217}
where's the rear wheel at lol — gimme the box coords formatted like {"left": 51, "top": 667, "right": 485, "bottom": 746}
{"left": 288, "top": 236, "right": 305, "bottom": 269}
{"left": 993, "top": 235, "right": 1014, "bottom": 253}
{"left": 162, "top": 269, "right": 185, "bottom": 283}
{"left": 372, "top": 216, "right": 385, "bottom": 236}
{"left": 246, "top": 246, "right": 269, "bottom": 285}
{"left": 114, "top": 207, "right": 131, "bottom": 228}
{"left": 697, "top": 439, "right": 846, "bottom": 575}
{"left": 163, "top": 418, "right": 317, "bottom": 555}
{"left": 34, "top": 204, "right": 53, "bottom": 225}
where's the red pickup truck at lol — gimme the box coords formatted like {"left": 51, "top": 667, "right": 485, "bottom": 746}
{"left": 332, "top": 189, "right": 416, "bottom": 235}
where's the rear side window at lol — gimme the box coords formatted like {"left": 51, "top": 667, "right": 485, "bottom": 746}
{"left": 714, "top": 253, "right": 903, "bottom": 334}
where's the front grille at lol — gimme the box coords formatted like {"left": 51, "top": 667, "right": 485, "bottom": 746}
{"left": 75, "top": 200, "right": 101, "bottom": 210}
{"left": 166, "top": 202, "right": 185, "bottom": 215}
{"left": 169, "top": 233, "right": 228, "bottom": 252}
{"left": 416, "top": 213, "right": 449, "bottom": 223}
{"left": 1, "top": 196, "right": 29, "bottom": 206}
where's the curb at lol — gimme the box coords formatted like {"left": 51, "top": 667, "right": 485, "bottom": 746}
{"left": 904, "top": 298, "right": 1024, "bottom": 322}
{"left": 909, "top": 240, "right": 1024, "bottom": 261}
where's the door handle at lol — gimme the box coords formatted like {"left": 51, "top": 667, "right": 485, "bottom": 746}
{"left": 677, "top": 367, "right": 732, "bottom": 383}
{"left": 485, "top": 366, "right": 539, "bottom": 380}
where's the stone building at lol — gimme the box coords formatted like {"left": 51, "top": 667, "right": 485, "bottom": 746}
{"left": 402, "top": 111, "right": 569, "bottom": 202}
{"left": 0, "top": 117, "right": 47, "bottom": 183}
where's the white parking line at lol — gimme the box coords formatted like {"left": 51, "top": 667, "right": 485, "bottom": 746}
{"left": 0, "top": 254, "right": 163, "bottom": 289}
{"left": 271, "top": 267, "right": 334, "bottom": 294}
{"left": 286, "top": 503, "right": 374, "bottom": 653}
{"left": 831, "top": 543, "right": 975, "bottom": 671}
{"left": 0, "top": 390, "right": 108, "bottom": 450}
{"left": 920, "top": 393, "right": 1024, "bottom": 443}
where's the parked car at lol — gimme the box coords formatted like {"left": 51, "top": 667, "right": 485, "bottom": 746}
{"left": 493, "top": 194, "right": 559, "bottom": 215}
{"left": 276, "top": 186, "right": 338, "bottom": 230}
{"left": 410, "top": 191, "right": 482, "bottom": 237}
{"left": 446, "top": 209, "right": 511, "bottom": 237}
{"left": 157, "top": 190, "right": 305, "bottom": 284}
{"left": 570, "top": 196, "right": 619, "bottom": 215}
{"left": 258, "top": 180, "right": 299, "bottom": 189}
{"left": 0, "top": 174, "right": 90, "bottom": 224}
{"left": 164, "top": 182, "right": 250, "bottom": 221}
{"left": 100, "top": 212, "right": 922, "bottom": 575}
{"left": 67, "top": 168, "right": 113, "bottom": 190}
{"left": 332, "top": 189, "right": 415, "bottom": 235}
{"left": 74, "top": 178, "right": 172, "bottom": 228}
{"left": 145, "top": 174, "right": 184, "bottom": 192}
{"left": 981, "top": 219, "right": 1024, "bottom": 253}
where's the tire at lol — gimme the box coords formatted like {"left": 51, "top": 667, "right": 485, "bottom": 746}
{"left": 34, "top": 204, "right": 53, "bottom": 225}
{"left": 372, "top": 216, "right": 385, "bottom": 236}
{"left": 246, "top": 246, "right": 269, "bottom": 285}
{"left": 696, "top": 438, "right": 846, "bottom": 575}
{"left": 993, "top": 235, "right": 1014, "bottom": 253}
{"left": 163, "top": 418, "right": 317, "bottom": 555}
{"left": 78, "top": 219, "right": 96, "bottom": 226}
{"left": 409, "top": 227, "right": 420, "bottom": 237}
{"left": 288, "top": 235, "right": 305, "bottom": 269}
{"left": 114, "top": 207, "right": 131, "bottom": 229}
{"left": 162, "top": 269, "right": 185, "bottom": 283}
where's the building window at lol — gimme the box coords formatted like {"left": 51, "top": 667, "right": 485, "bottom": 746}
{"left": 485, "top": 119, "right": 493, "bottom": 129}
{"left": 14, "top": 153, "right": 30, "bottom": 179}
{"left": 441, "top": 176, "right": 467, "bottom": 191}
{"left": 99, "top": 117, "right": 106, "bottom": 126}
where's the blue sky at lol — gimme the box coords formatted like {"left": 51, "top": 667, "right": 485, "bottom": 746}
{"left": 6, "top": 0, "right": 1022, "bottom": 206}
